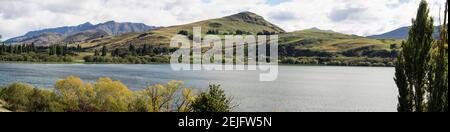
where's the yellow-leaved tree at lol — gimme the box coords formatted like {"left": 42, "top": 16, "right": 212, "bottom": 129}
{"left": 93, "top": 77, "right": 132, "bottom": 112}
{"left": 55, "top": 76, "right": 95, "bottom": 112}
{"left": 132, "top": 80, "right": 196, "bottom": 112}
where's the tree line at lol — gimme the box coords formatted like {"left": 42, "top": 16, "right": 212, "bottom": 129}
{"left": 0, "top": 43, "right": 38, "bottom": 55}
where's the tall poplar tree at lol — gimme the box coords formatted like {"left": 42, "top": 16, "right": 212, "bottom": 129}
{"left": 395, "top": 0, "right": 435, "bottom": 112}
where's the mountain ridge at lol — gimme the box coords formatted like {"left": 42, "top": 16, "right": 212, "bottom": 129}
{"left": 5, "top": 21, "right": 159, "bottom": 45}
{"left": 78, "top": 11, "right": 287, "bottom": 50}
{"left": 368, "top": 26, "right": 441, "bottom": 39}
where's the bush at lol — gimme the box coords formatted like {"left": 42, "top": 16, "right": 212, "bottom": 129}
{"left": 28, "top": 88, "right": 59, "bottom": 112}
{"left": 0, "top": 83, "right": 34, "bottom": 111}
{"left": 192, "top": 85, "right": 232, "bottom": 112}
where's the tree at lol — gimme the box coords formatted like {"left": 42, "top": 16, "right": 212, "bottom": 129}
{"left": 136, "top": 80, "right": 195, "bottom": 112}
{"left": 192, "top": 85, "right": 232, "bottom": 112}
{"left": 101, "top": 45, "right": 107, "bottom": 56}
{"left": 178, "top": 30, "right": 189, "bottom": 36}
{"left": 0, "top": 44, "right": 4, "bottom": 55}
{"left": 428, "top": 1, "right": 448, "bottom": 112}
{"left": 113, "top": 48, "right": 120, "bottom": 57}
{"left": 55, "top": 76, "right": 96, "bottom": 112}
{"left": 0, "top": 35, "right": 3, "bottom": 55}
{"left": 77, "top": 44, "right": 82, "bottom": 52}
{"left": 395, "top": 0, "right": 435, "bottom": 112}
{"left": 93, "top": 77, "right": 132, "bottom": 112}
{"left": 129, "top": 44, "right": 136, "bottom": 56}
{"left": 94, "top": 49, "right": 99, "bottom": 56}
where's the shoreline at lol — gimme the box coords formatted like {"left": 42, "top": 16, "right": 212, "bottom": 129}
{"left": 0, "top": 61, "right": 394, "bottom": 67}
{"left": 0, "top": 103, "right": 11, "bottom": 112}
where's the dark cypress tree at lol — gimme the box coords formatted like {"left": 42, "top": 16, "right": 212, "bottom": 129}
{"left": 0, "top": 35, "right": 2, "bottom": 54}
{"left": 101, "top": 45, "right": 107, "bottom": 56}
{"left": 31, "top": 43, "right": 36, "bottom": 52}
{"left": 77, "top": 44, "right": 82, "bottom": 52}
{"left": 94, "top": 49, "right": 99, "bottom": 56}
{"left": 7, "top": 45, "right": 13, "bottom": 54}
{"left": 142, "top": 44, "right": 148, "bottom": 55}
{"left": 114, "top": 48, "right": 120, "bottom": 57}
{"left": 63, "top": 44, "right": 68, "bottom": 56}
{"left": 0, "top": 42, "right": 4, "bottom": 55}
{"left": 129, "top": 44, "right": 136, "bottom": 56}
{"left": 395, "top": 0, "right": 435, "bottom": 112}
{"left": 0, "top": 44, "right": 3, "bottom": 55}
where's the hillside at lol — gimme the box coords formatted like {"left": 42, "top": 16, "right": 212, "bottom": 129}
{"left": 368, "top": 26, "right": 441, "bottom": 39}
{"left": 6, "top": 21, "right": 159, "bottom": 46}
{"left": 78, "top": 12, "right": 286, "bottom": 50}
{"left": 279, "top": 29, "right": 402, "bottom": 58}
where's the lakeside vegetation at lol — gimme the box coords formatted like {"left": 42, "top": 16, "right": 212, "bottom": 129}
{"left": 0, "top": 76, "right": 233, "bottom": 112}
{"left": 0, "top": 41, "right": 399, "bottom": 66}
{"left": 395, "top": 0, "right": 448, "bottom": 112}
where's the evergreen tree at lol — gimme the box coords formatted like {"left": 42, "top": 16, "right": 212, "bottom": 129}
{"left": 114, "top": 48, "right": 120, "bottom": 57}
{"left": 395, "top": 0, "right": 435, "bottom": 112}
{"left": 192, "top": 85, "right": 232, "bottom": 112}
{"left": 94, "top": 49, "right": 99, "bottom": 56}
{"left": 142, "top": 44, "right": 148, "bottom": 55}
{"left": 101, "top": 45, "right": 107, "bottom": 56}
{"left": 7, "top": 45, "right": 13, "bottom": 54}
{"left": 111, "top": 49, "right": 115, "bottom": 57}
{"left": 31, "top": 43, "right": 36, "bottom": 53}
{"left": 129, "top": 44, "right": 136, "bottom": 56}
{"left": 0, "top": 35, "right": 3, "bottom": 55}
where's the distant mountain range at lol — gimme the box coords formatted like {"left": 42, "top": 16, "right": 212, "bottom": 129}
{"left": 368, "top": 26, "right": 441, "bottom": 39}
{"left": 5, "top": 21, "right": 159, "bottom": 46}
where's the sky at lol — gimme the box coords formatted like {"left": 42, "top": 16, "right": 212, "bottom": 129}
{"left": 0, "top": 0, "right": 447, "bottom": 40}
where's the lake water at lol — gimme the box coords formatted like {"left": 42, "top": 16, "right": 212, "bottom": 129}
{"left": 0, "top": 64, "right": 398, "bottom": 112}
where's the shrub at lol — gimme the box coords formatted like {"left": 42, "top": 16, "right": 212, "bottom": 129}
{"left": 28, "top": 88, "right": 59, "bottom": 112}
{"left": 0, "top": 83, "right": 34, "bottom": 111}
{"left": 192, "top": 85, "right": 232, "bottom": 112}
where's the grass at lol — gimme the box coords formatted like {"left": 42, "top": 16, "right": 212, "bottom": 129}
{"left": 280, "top": 29, "right": 403, "bottom": 54}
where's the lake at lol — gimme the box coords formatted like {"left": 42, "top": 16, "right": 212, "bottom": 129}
{"left": 0, "top": 64, "right": 398, "bottom": 112}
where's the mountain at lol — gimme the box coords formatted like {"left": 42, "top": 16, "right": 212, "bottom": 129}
{"left": 5, "top": 21, "right": 159, "bottom": 45}
{"left": 78, "top": 11, "right": 286, "bottom": 50}
{"left": 368, "top": 26, "right": 441, "bottom": 39}
{"left": 307, "top": 27, "right": 336, "bottom": 33}
{"left": 7, "top": 33, "right": 64, "bottom": 47}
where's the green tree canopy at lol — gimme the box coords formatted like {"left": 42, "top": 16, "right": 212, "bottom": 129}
{"left": 395, "top": 0, "right": 448, "bottom": 112}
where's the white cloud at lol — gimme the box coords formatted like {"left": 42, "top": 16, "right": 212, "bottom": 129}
{"left": 0, "top": 0, "right": 447, "bottom": 40}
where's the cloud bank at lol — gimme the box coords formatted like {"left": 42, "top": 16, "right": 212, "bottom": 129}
{"left": 0, "top": 0, "right": 446, "bottom": 39}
